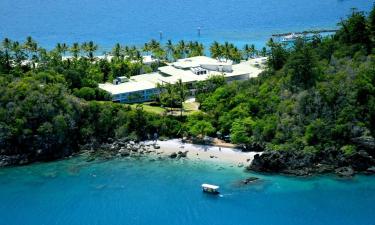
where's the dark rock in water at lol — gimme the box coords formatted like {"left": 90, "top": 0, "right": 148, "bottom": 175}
{"left": 169, "top": 152, "right": 177, "bottom": 158}
{"left": 233, "top": 177, "right": 260, "bottom": 187}
{"left": 241, "top": 177, "right": 259, "bottom": 184}
{"left": 335, "top": 167, "right": 354, "bottom": 177}
{"left": 177, "top": 151, "right": 188, "bottom": 158}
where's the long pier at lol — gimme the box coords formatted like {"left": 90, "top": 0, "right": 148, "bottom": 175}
{"left": 272, "top": 29, "right": 339, "bottom": 37}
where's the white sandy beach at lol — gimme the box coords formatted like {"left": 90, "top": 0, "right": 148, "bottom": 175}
{"left": 145, "top": 139, "right": 260, "bottom": 167}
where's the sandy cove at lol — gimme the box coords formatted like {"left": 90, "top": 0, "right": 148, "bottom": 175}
{"left": 144, "top": 139, "right": 259, "bottom": 167}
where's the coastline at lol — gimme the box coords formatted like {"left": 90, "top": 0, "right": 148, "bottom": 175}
{"left": 144, "top": 139, "right": 259, "bottom": 167}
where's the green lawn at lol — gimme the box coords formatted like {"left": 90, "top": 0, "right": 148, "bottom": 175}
{"left": 127, "top": 101, "right": 200, "bottom": 116}
{"left": 128, "top": 103, "right": 166, "bottom": 114}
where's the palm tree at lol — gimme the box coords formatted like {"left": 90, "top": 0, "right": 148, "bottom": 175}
{"left": 23, "top": 36, "right": 35, "bottom": 59}
{"left": 70, "top": 42, "right": 80, "bottom": 59}
{"left": 177, "top": 40, "right": 186, "bottom": 58}
{"left": 230, "top": 46, "right": 242, "bottom": 63}
{"left": 189, "top": 41, "right": 204, "bottom": 57}
{"left": 250, "top": 44, "right": 256, "bottom": 58}
{"left": 37, "top": 48, "right": 49, "bottom": 68}
{"left": 176, "top": 79, "right": 187, "bottom": 118}
{"left": 243, "top": 44, "right": 250, "bottom": 60}
{"left": 165, "top": 40, "right": 174, "bottom": 61}
{"left": 112, "top": 43, "right": 122, "bottom": 60}
{"left": 149, "top": 39, "right": 160, "bottom": 51}
{"left": 142, "top": 43, "right": 150, "bottom": 55}
{"left": 129, "top": 46, "right": 138, "bottom": 60}
{"left": 11, "top": 41, "right": 26, "bottom": 66}
{"left": 222, "top": 42, "right": 232, "bottom": 61}
{"left": 2, "top": 38, "right": 12, "bottom": 69}
{"left": 196, "top": 42, "right": 205, "bottom": 56}
{"left": 172, "top": 49, "right": 182, "bottom": 61}
{"left": 209, "top": 41, "right": 222, "bottom": 60}
{"left": 23, "top": 37, "right": 39, "bottom": 68}
{"left": 61, "top": 43, "right": 69, "bottom": 57}
{"left": 82, "top": 41, "right": 98, "bottom": 61}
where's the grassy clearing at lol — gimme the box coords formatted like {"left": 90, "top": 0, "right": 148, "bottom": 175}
{"left": 127, "top": 101, "right": 200, "bottom": 116}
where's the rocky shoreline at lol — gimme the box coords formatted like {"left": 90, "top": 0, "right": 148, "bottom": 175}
{"left": 248, "top": 147, "right": 375, "bottom": 177}
{"left": 81, "top": 139, "right": 190, "bottom": 162}
{"left": 2, "top": 137, "right": 375, "bottom": 178}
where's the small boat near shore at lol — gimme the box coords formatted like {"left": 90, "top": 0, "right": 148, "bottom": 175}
{"left": 202, "top": 184, "right": 220, "bottom": 194}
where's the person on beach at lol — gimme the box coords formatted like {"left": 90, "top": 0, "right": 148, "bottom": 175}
{"left": 153, "top": 132, "right": 158, "bottom": 142}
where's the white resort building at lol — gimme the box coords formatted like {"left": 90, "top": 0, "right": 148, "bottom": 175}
{"left": 98, "top": 56, "right": 265, "bottom": 103}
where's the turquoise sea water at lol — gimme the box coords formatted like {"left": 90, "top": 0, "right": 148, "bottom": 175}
{"left": 0, "top": 0, "right": 373, "bottom": 50}
{"left": 0, "top": 157, "right": 375, "bottom": 225}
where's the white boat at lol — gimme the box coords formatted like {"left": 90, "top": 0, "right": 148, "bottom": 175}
{"left": 202, "top": 184, "right": 220, "bottom": 194}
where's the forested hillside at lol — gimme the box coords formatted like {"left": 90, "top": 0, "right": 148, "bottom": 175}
{"left": 0, "top": 7, "right": 374, "bottom": 172}
{"left": 189, "top": 8, "right": 375, "bottom": 175}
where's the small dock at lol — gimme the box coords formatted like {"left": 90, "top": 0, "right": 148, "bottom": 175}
{"left": 272, "top": 29, "right": 339, "bottom": 37}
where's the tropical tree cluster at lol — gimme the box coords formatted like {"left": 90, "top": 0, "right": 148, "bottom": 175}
{"left": 191, "top": 6, "right": 375, "bottom": 154}
{"left": 1, "top": 6, "right": 375, "bottom": 165}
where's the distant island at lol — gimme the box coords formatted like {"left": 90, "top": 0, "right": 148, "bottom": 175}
{"left": 0, "top": 6, "right": 375, "bottom": 178}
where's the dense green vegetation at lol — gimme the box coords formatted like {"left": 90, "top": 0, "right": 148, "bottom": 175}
{"left": 0, "top": 6, "right": 375, "bottom": 165}
{"left": 189, "top": 8, "right": 375, "bottom": 154}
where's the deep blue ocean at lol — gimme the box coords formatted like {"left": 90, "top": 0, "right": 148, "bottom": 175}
{"left": 0, "top": 0, "right": 373, "bottom": 50}
{"left": 0, "top": 157, "right": 375, "bottom": 225}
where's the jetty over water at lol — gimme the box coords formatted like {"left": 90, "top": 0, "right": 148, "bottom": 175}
{"left": 272, "top": 29, "right": 339, "bottom": 37}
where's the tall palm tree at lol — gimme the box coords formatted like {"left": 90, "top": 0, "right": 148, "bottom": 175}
{"left": 2, "top": 38, "right": 12, "bottom": 69}
{"left": 250, "top": 44, "right": 256, "bottom": 58}
{"left": 70, "top": 42, "right": 80, "bottom": 59}
{"left": 82, "top": 41, "right": 98, "bottom": 61}
{"left": 149, "top": 39, "right": 160, "bottom": 51}
{"left": 177, "top": 40, "right": 186, "bottom": 58}
{"left": 142, "top": 43, "right": 150, "bottom": 55}
{"left": 61, "top": 43, "right": 69, "bottom": 56}
{"left": 223, "top": 42, "right": 232, "bottom": 61}
{"left": 209, "top": 41, "right": 222, "bottom": 60}
{"left": 24, "top": 37, "right": 39, "bottom": 69}
{"left": 55, "top": 43, "right": 63, "bottom": 56}
{"left": 196, "top": 42, "right": 205, "bottom": 56}
{"left": 112, "top": 43, "right": 122, "bottom": 60}
{"left": 165, "top": 40, "right": 174, "bottom": 61}
{"left": 189, "top": 41, "right": 204, "bottom": 57}
{"left": 176, "top": 79, "right": 187, "bottom": 118}
{"left": 37, "top": 48, "right": 49, "bottom": 68}
{"left": 243, "top": 44, "right": 250, "bottom": 60}
{"left": 24, "top": 36, "right": 36, "bottom": 59}
{"left": 11, "top": 41, "right": 26, "bottom": 66}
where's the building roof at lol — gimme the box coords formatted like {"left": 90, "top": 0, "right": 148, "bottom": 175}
{"left": 172, "top": 56, "right": 232, "bottom": 69}
{"left": 99, "top": 73, "right": 159, "bottom": 95}
{"left": 99, "top": 56, "right": 265, "bottom": 95}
